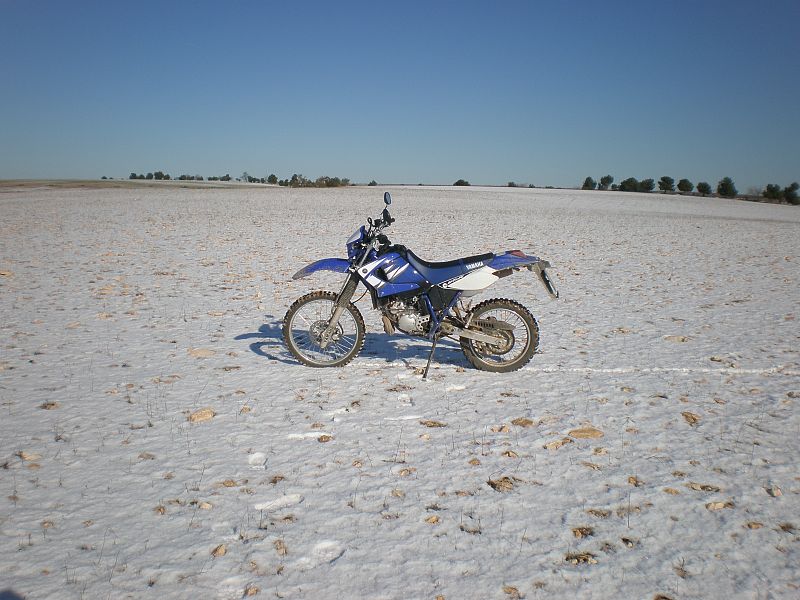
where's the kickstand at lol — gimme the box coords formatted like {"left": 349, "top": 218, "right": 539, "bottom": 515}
{"left": 422, "top": 336, "right": 439, "bottom": 379}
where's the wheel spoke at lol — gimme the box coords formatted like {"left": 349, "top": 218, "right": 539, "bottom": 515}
{"left": 285, "top": 293, "right": 364, "bottom": 367}
{"left": 462, "top": 301, "right": 538, "bottom": 372}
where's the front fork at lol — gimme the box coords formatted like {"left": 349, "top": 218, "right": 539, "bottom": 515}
{"left": 319, "top": 272, "right": 359, "bottom": 348}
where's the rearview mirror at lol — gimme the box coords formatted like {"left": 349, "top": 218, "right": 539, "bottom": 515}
{"left": 384, "top": 192, "right": 392, "bottom": 205}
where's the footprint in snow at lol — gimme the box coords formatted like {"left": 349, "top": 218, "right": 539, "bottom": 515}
{"left": 295, "top": 540, "right": 345, "bottom": 570}
{"left": 312, "top": 540, "right": 345, "bottom": 563}
{"left": 254, "top": 494, "right": 304, "bottom": 512}
{"left": 287, "top": 432, "right": 331, "bottom": 440}
{"left": 248, "top": 452, "right": 267, "bottom": 469}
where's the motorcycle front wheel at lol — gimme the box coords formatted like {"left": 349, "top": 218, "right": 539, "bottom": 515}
{"left": 460, "top": 298, "right": 539, "bottom": 373}
{"left": 283, "top": 291, "right": 365, "bottom": 367}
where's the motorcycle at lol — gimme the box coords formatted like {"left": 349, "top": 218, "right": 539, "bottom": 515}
{"left": 282, "top": 192, "right": 558, "bottom": 377}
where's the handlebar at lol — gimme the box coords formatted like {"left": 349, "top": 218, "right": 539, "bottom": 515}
{"left": 367, "top": 209, "right": 394, "bottom": 233}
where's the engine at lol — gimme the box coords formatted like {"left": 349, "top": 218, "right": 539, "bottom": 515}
{"left": 382, "top": 298, "right": 430, "bottom": 335}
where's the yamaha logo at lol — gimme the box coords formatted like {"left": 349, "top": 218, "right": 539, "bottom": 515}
{"left": 465, "top": 261, "right": 483, "bottom": 270}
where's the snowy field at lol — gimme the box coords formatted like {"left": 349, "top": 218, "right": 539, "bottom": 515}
{"left": 1, "top": 184, "right": 798, "bottom": 599}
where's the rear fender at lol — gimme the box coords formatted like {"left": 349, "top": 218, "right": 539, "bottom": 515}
{"left": 291, "top": 258, "right": 351, "bottom": 280}
{"left": 489, "top": 251, "right": 559, "bottom": 299}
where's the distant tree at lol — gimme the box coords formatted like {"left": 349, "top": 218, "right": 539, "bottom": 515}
{"left": 163, "top": 174, "right": 171, "bottom": 180}
{"left": 762, "top": 183, "right": 783, "bottom": 200}
{"left": 101, "top": 176, "right": 108, "bottom": 180}
{"left": 267, "top": 174, "right": 278, "bottom": 184}
{"left": 677, "top": 178, "right": 693, "bottom": 193}
{"left": 619, "top": 177, "right": 639, "bottom": 192}
{"left": 598, "top": 175, "right": 614, "bottom": 190}
{"left": 581, "top": 176, "right": 596, "bottom": 190}
{"left": 153, "top": 171, "right": 164, "bottom": 180}
{"left": 508, "top": 181, "right": 518, "bottom": 187}
{"left": 611, "top": 184, "right": 619, "bottom": 191}
{"left": 717, "top": 177, "right": 737, "bottom": 198}
{"left": 784, "top": 182, "right": 799, "bottom": 205}
{"left": 145, "top": 172, "right": 153, "bottom": 180}
{"left": 746, "top": 186, "right": 761, "bottom": 197}
{"left": 221, "top": 174, "right": 231, "bottom": 182}
{"left": 368, "top": 180, "right": 378, "bottom": 186}
{"left": 528, "top": 184, "right": 536, "bottom": 188}
{"left": 638, "top": 178, "right": 655, "bottom": 192}
{"left": 697, "top": 181, "right": 711, "bottom": 196}
{"left": 453, "top": 179, "right": 470, "bottom": 186}
{"left": 658, "top": 176, "right": 675, "bottom": 193}
{"left": 129, "top": 172, "right": 138, "bottom": 180}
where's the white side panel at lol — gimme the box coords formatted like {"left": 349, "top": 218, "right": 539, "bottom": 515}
{"left": 442, "top": 267, "right": 498, "bottom": 291}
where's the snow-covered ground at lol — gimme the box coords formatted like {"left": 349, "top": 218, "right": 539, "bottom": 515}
{"left": 1, "top": 184, "right": 798, "bottom": 599}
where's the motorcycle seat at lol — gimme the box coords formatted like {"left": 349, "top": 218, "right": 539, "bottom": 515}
{"left": 404, "top": 248, "right": 495, "bottom": 284}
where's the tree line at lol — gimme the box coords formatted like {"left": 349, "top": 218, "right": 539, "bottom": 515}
{"left": 581, "top": 174, "right": 798, "bottom": 204}
{"left": 275, "top": 174, "right": 350, "bottom": 188}
{"left": 121, "top": 171, "right": 351, "bottom": 187}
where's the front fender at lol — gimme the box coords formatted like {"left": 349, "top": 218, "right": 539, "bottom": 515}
{"left": 291, "top": 258, "right": 351, "bottom": 280}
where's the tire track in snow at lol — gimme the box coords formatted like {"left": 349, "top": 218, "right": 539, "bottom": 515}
{"left": 520, "top": 366, "right": 800, "bottom": 376}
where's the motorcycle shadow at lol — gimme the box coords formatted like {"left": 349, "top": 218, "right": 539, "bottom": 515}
{"left": 236, "top": 316, "right": 469, "bottom": 368}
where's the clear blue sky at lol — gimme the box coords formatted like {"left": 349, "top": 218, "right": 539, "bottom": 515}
{"left": 1, "top": 0, "right": 798, "bottom": 189}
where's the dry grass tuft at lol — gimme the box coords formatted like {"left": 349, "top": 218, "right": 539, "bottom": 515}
{"left": 188, "top": 408, "right": 216, "bottom": 423}
{"left": 273, "top": 539, "right": 288, "bottom": 556}
{"left": 487, "top": 477, "right": 515, "bottom": 492}
{"left": 572, "top": 526, "right": 594, "bottom": 538}
{"left": 187, "top": 347, "right": 216, "bottom": 358}
{"left": 681, "top": 411, "right": 701, "bottom": 426}
{"left": 502, "top": 586, "right": 522, "bottom": 599}
{"left": 686, "top": 482, "right": 720, "bottom": 492}
{"left": 565, "top": 551, "right": 597, "bottom": 565}
{"left": 543, "top": 437, "right": 573, "bottom": 450}
{"left": 16, "top": 451, "right": 41, "bottom": 461}
{"left": 568, "top": 427, "right": 604, "bottom": 439}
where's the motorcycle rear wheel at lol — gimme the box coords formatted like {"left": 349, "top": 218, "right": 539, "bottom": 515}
{"left": 283, "top": 291, "right": 365, "bottom": 367}
{"left": 460, "top": 298, "right": 539, "bottom": 373}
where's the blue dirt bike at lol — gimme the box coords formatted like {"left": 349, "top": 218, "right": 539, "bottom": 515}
{"left": 283, "top": 192, "right": 558, "bottom": 376}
